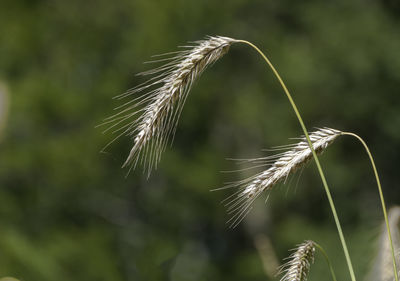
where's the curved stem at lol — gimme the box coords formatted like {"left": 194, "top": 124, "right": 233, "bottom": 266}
{"left": 314, "top": 242, "right": 338, "bottom": 281}
{"left": 342, "top": 131, "right": 398, "bottom": 281}
{"left": 236, "top": 39, "right": 357, "bottom": 281}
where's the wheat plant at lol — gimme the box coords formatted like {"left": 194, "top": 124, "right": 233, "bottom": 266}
{"left": 103, "top": 35, "right": 398, "bottom": 281}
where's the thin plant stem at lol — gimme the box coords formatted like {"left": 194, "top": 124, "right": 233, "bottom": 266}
{"left": 342, "top": 131, "right": 399, "bottom": 281}
{"left": 236, "top": 39, "right": 357, "bottom": 281}
{"left": 314, "top": 242, "right": 338, "bottom": 281}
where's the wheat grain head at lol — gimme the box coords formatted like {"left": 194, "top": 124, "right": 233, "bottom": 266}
{"left": 219, "top": 128, "right": 342, "bottom": 227}
{"left": 101, "top": 36, "right": 237, "bottom": 175}
{"left": 278, "top": 240, "right": 316, "bottom": 281}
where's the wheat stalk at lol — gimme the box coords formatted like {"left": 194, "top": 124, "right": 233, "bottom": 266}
{"left": 220, "top": 128, "right": 342, "bottom": 227}
{"left": 101, "top": 36, "right": 237, "bottom": 175}
{"left": 100, "top": 36, "right": 361, "bottom": 279}
{"left": 279, "top": 240, "right": 316, "bottom": 281}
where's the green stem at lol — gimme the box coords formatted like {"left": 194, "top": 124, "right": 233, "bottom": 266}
{"left": 314, "top": 242, "right": 338, "bottom": 281}
{"left": 342, "top": 132, "right": 398, "bottom": 281}
{"left": 236, "top": 39, "right": 357, "bottom": 281}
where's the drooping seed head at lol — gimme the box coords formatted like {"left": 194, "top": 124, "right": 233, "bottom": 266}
{"left": 101, "top": 36, "right": 238, "bottom": 175}
{"left": 279, "top": 240, "right": 316, "bottom": 281}
{"left": 221, "top": 128, "right": 342, "bottom": 227}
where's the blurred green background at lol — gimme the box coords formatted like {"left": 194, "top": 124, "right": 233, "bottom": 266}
{"left": 1, "top": 0, "right": 400, "bottom": 280}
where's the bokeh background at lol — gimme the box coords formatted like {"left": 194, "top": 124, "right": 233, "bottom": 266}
{"left": 1, "top": 0, "right": 400, "bottom": 280}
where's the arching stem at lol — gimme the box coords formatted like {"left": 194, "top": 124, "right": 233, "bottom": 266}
{"left": 342, "top": 131, "right": 398, "bottom": 281}
{"left": 236, "top": 39, "right": 357, "bottom": 281}
{"left": 314, "top": 242, "right": 338, "bottom": 281}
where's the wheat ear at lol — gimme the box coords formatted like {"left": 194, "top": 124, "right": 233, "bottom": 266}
{"left": 100, "top": 36, "right": 237, "bottom": 175}
{"left": 279, "top": 240, "right": 315, "bottom": 281}
{"left": 220, "top": 128, "right": 342, "bottom": 227}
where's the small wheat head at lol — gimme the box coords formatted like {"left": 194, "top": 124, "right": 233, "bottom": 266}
{"left": 279, "top": 240, "right": 316, "bottom": 281}
{"left": 220, "top": 128, "right": 342, "bottom": 227}
{"left": 100, "top": 36, "right": 237, "bottom": 175}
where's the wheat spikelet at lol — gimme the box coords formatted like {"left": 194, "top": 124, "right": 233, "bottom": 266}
{"left": 368, "top": 206, "right": 400, "bottom": 281}
{"left": 278, "top": 240, "right": 316, "bottom": 281}
{"left": 220, "top": 128, "right": 342, "bottom": 227}
{"left": 101, "top": 36, "right": 237, "bottom": 175}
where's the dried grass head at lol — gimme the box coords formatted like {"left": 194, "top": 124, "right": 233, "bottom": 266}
{"left": 100, "top": 36, "right": 237, "bottom": 175}
{"left": 217, "top": 128, "right": 342, "bottom": 228}
{"left": 278, "top": 240, "right": 316, "bottom": 281}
